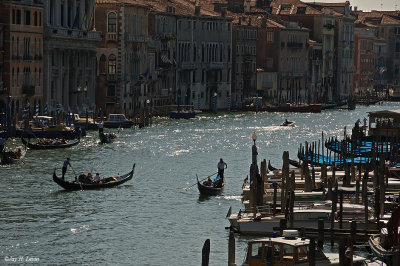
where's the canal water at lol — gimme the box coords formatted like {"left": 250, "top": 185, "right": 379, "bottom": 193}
{"left": 0, "top": 102, "right": 397, "bottom": 265}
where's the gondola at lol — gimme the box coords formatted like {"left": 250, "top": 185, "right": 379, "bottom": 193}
{"left": 197, "top": 175, "right": 224, "bottom": 196}
{"left": 280, "top": 120, "right": 295, "bottom": 127}
{"left": 268, "top": 160, "right": 278, "bottom": 171}
{"left": 21, "top": 137, "right": 80, "bottom": 149}
{"left": 53, "top": 164, "right": 135, "bottom": 190}
{"left": 99, "top": 132, "right": 117, "bottom": 144}
{"left": 289, "top": 159, "right": 301, "bottom": 168}
{"left": 1, "top": 146, "right": 27, "bottom": 164}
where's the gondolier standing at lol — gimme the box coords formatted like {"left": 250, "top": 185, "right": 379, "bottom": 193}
{"left": 217, "top": 158, "right": 227, "bottom": 181}
{"left": 62, "top": 158, "right": 71, "bottom": 180}
{"left": 98, "top": 121, "right": 104, "bottom": 134}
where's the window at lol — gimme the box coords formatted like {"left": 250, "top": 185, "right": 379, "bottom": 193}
{"left": 108, "top": 54, "right": 116, "bottom": 75}
{"left": 16, "top": 10, "right": 21, "bottom": 24}
{"left": 25, "top": 10, "right": 31, "bottom": 25}
{"left": 108, "top": 12, "right": 117, "bottom": 32}
{"left": 34, "top": 11, "right": 37, "bottom": 26}
{"left": 39, "top": 12, "right": 41, "bottom": 26}
{"left": 107, "top": 84, "right": 116, "bottom": 97}
{"left": 12, "top": 9, "right": 15, "bottom": 24}
{"left": 99, "top": 55, "right": 106, "bottom": 74}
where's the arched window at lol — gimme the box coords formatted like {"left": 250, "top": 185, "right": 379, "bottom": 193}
{"left": 99, "top": 54, "right": 106, "bottom": 74}
{"left": 108, "top": 54, "right": 116, "bottom": 75}
{"left": 108, "top": 12, "right": 116, "bottom": 32}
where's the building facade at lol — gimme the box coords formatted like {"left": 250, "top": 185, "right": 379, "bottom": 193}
{"left": 0, "top": 0, "right": 44, "bottom": 120}
{"left": 232, "top": 17, "right": 257, "bottom": 108}
{"left": 95, "top": 0, "right": 150, "bottom": 117}
{"left": 43, "top": 0, "right": 101, "bottom": 115}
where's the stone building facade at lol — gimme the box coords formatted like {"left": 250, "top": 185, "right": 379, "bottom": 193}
{"left": 232, "top": 17, "right": 257, "bottom": 108}
{"left": 43, "top": 0, "right": 101, "bottom": 115}
{"left": 0, "top": 0, "right": 44, "bottom": 119}
{"left": 95, "top": 0, "right": 150, "bottom": 117}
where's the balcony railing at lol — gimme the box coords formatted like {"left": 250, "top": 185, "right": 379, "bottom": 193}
{"left": 287, "top": 42, "right": 303, "bottom": 48}
{"left": 106, "top": 32, "right": 117, "bottom": 42}
{"left": 208, "top": 62, "right": 224, "bottom": 69}
{"left": 323, "top": 24, "right": 335, "bottom": 30}
{"left": 22, "top": 85, "right": 35, "bottom": 96}
{"left": 44, "top": 27, "right": 102, "bottom": 41}
{"left": 180, "top": 62, "right": 196, "bottom": 69}
{"left": 127, "top": 34, "right": 149, "bottom": 43}
{"left": 23, "top": 55, "right": 33, "bottom": 61}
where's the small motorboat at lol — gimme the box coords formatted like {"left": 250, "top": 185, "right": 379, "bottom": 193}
{"left": 197, "top": 174, "right": 224, "bottom": 196}
{"left": 53, "top": 164, "right": 135, "bottom": 190}
{"left": 103, "top": 114, "right": 134, "bottom": 128}
{"left": 1, "top": 146, "right": 27, "bottom": 164}
{"left": 280, "top": 119, "right": 295, "bottom": 127}
{"left": 21, "top": 137, "right": 80, "bottom": 149}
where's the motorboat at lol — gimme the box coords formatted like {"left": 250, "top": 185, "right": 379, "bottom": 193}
{"left": 103, "top": 114, "right": 134, "bottom": 128}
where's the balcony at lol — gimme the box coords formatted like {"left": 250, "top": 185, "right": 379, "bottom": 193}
{"left": 323, "top": 24, "right": 335, "bottom": 30}
{"left": 34, "top": 55, "right": 43, "bottom": 60}
{"left": 208, "top": 62, "right": 224, "bottom": 69}
{"left": 106, "top": 32, "right": 117, "bottom": 42}
{"left": 287, "top": 42, "right": 303, "bottom": 48}
{"left": 127, "top": 34, "right": 149, "bottom": 43}
{"left": 23, "top": 55, "right": 33, "bottom": 61}
{"left": 180, "top": 62, "right": 196, "bottom": 69}
{"left": 22, "top": 85, "right": 35, "bottom": 96}
{"left": 44, "top": 27, "right": 102, "bottom": 42}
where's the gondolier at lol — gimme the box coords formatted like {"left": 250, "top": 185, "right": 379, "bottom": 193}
{"left": 98, "top": 121, "right": 104, "bottom": 133}
{"left": 217, "top": 158, "right": 227, "bottom": 181}
{"left": 62, "top": 158, "right": 71, "bottom": 180}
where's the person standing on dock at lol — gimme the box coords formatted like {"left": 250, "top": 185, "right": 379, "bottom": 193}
{"left": 217, "top": 158, "right": 228, "bottom": 181}
{"left": 62, "top": 158, "right": 71, "bottom": 180}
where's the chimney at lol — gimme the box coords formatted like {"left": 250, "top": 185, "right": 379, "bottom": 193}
{"left": 221, "top": 7, "right": 227, "bottom": 17}
{"left": 239, "top": 17, "right": 242, "bottom": 25}
{"left": 195, "top": 5, "right": 201, "bottom": 16}
{"left": 354, "top": 6, "right": 357, "bottom": 12}
{"left": 248, "top": 17, "right": 252, "bottom": 26}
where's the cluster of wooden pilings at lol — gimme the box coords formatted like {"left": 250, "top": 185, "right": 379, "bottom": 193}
{"left": 230, "top": 128, "right": 400, "bottom": 265}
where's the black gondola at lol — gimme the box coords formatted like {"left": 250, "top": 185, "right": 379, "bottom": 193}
{"left": 21, "top": 137, "right": 80, "bottom": 149}
{"left": 53, "top": 164, "right": 135, "bottom": 190}
{"left": 1, "top": 146, "right": 27, "bottom": 164}
{"left": 197, "top": 176, "right": 224, "bottom": 196}
{"left": 268, "top": 160, "right": 278, "bottom": 171}
{"left": 99, "top": 132, "right": 117, "bottom": 144}
{"left": 289, "top": 159, "right": 301, "bottom": 168}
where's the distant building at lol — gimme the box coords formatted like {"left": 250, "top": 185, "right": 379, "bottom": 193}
{"left": 0, "top": 0, "right": 44, "bottom": 120}
{"left": 150, "top": 4, "right": 233, "bottom": 111}
{"left": 271, "top": 0, "right": 336, "bottom": 102}
{"left": 354, "top": 22, "right": 377, "bottom": 94}
{"left": 232, "top": 16, "right": 257, "bottom": 108}
{"left": 353, "top": 10, "right": 400, "bottom": 87}
{"left": 43, "top": 0, "right": 101, "bottom": 115}
{"left": 94, "top": 0, "right": 151, "bottom": 117}
{"left": 257, "top": 16, "right": 310, "bottom": 103}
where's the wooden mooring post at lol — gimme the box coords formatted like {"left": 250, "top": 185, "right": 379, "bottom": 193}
{"left": 228, "top": 232, "right": 235, "bottom": 266}
{"left": 202, "top": 239, "right": 210, "bottom": 266}
{"left": 318, "top": 219, "right": 324, "bottom": 249}
{"left": 309, "top": 237, "right": 316, "bottom": 266}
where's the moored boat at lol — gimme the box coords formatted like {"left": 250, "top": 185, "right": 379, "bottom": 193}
{"left": 103, "top": 114, "right": 134, "bottom": 128}
{"left": 197, "top": 175, "right": 224, "bottom": 196}
{"left": 52, "top": 164, "right": 135, "bottom": 190}
{"left": 1, "top": 146, "right": 27, "bottom": 164}
{"left": 242, "top": 230, "right": 366, "bottom": 265}
{"left": 21, "top": 137, "right": 80, "bottom": 149}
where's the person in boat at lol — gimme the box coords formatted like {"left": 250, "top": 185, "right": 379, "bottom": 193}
{"left": 203, "top": 177, "right": 213, "bottom": 187}
{"left": 94, "top": 173, "right": 100, "bottom": 183}
{"left": 217, "top": 158, "right": 227, "bottom": 182}
{"left": 62, "top": 158, "right": 71, "bottom": 180}
{"left": 363, "top": 117, "right": 367, "bottom": 127}
{"left": 285, "top": 119, "right": 289, "bottom": 125}
{"left": 86, "top": 172, "right": 93, "bottom": 183}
